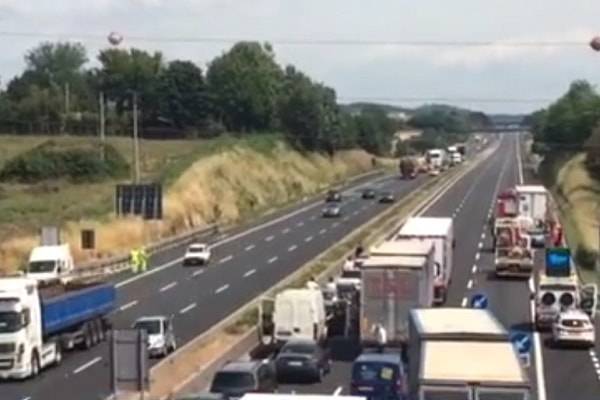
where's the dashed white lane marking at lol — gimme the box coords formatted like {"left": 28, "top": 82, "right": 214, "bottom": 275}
{"left": 288, "top": 245, "right": 298, "bottom": 252}
{"left": 319, "top": 228, "right": 327, "bottom": 235}
{"left": 452, "top": 212, "right": 457, "bottom": 218}
{"left": 353, "top": 210, "right": 360, "bottom": 216}
{"left": 297, "top": 221, "right": 305, "bottom": 227}
{"left": 215, "top": 284, "right": 230, "bottom": 294}
{"left": 481, "top": 232, "right": 486, "bottom": 240}
{"left": 343, "top": 216, "right": 350, "bottom": 222}
{"left": 192, "top": 269, "right": 205, "bottom": 277}
{"left": 305, "top": 236, "right": 313, "bottom": 242}
{"left": 467, "top": 279, "right": 474, "bottom": 289}
{"left": 478, "top": 242, "right": 483, "bottom": 249}
{"left": 159, "top": 281, "right": 178, "bottom": 292}
{"left": 119, "top": 300, "right": 138, "bottom": 312}
{"left": 219, "top": 255, "right": 233, "bottom": 264}
{"left": 21, "top": 397, "right": 31, "bottom": 400}
{"left": 265, "top": 235, "right": 274, "bottom": 242}
{"left": 73, "top": 356, "right": 102, "bottom": 374}
{"left": 179, "top": 303, "right": 197, "bottom": 314}
{"left": 268, "top": 256, "right": 278, "bottom": 264}
{"left": 333, "top": 386, "right": 343, "bottom": 396}
{"left": 245, "top": 244, "right": 255, "bottom": 251}
{"left": 471, "top": 265, "right": 477, "bottom": 273}
{"left": 332, "top": 222, "right": 340, "bottom": 228}
{"left": 461, "top": 297, "right": 468, "bottom": 307}
{"left": 282, "top": 228, "right": 291, "bottom": 234}
{"left": 310, "top": 216, "right": 317, "bottom": 221}
{"left": 244, "top": 269, "right": 256, "bottom": 278}
{"left": 475, "top": 253, "right": 481, "bottom": 261}
{"left": 528, "top": 277, "right": 535, "bottom": 294}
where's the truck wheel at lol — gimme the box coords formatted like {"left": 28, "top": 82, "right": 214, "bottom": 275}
{"left": 30, "top": 352, "right": 40, "bottom": 378}
{"left": 84, "top": 325, "right": 93, "bottom": 349}
{"left": 97, "top": 321, "right": 106, "bottom": 342}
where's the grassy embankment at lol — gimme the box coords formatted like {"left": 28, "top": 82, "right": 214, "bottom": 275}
{"left": 0, "top": 134, "right": 380, "bottom": 274}
{"left": 536, "top": 147, "right": 600, "bottom": 285}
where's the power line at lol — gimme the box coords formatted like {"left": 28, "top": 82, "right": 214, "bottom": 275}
{"left": 338, "top": 96, "right": 554, "bottom": 104}
{"left": 0, "top": 31, "right": 588, "bottom": 47}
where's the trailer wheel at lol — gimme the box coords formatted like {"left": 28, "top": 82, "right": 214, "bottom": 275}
{"left": 30, "top": 351, "right": 40, "bottom": 378}
{"left": 83, "top": 324, "right": 93, "bottom": 349}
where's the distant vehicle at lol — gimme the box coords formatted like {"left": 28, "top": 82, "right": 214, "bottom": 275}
{"left": 274, "top": 339, "right": 331, "bottom": 382}
{"left": 183, "top": 243, "right": 211, "bottom": 266}
{"left": 450, "top": 152, "right": 462, "bottom": 165}
{"left": 399, "top": 158, "right": 417, "bottom": 179}
{"left": 552, "top": 309, "right": 595, "bottom": 347}
{"left": 326, "top": 190, "right": 342, "bottom": 202}
{"left": 27, "top": 244, "right": 74, "bottom": 285}
{"left": 350, "top": 352, "right": 407, "bottom": 400}
{"left": 529, "top": 225, "right": 546, "bottom": 248}
{"left": 322, "top": 204, "right": 342, "bottom": 217}
{"left": 210, "top": 360, "right": 277, "bottom": 399}
{"left": 378, "top": 192, "right": 395, "bottom": 203}
{"left": 361, "top": 188, "right": 376, "bottom": 199}
{"left": 428, "top": 169, "right": 440, "bottom": 177}
{"left": 426, "top": 149, "right": 446, "bottom": 170}
{"left": 133, "top": 315, "right": 177, "bottom": 358}
{"left": 0, "top": 278, "right": 115, "bottom": 379}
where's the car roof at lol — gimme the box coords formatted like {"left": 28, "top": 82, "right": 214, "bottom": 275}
{"left": 354, "top": 352, "right": 402, "bottom": 364}
{"left": 220, "top": 360, "right": 262, "bottom": 373}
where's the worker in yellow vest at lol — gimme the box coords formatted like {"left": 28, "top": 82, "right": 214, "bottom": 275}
{"left": 139, "top": 246, "right": 148, "bottom": 272}
{"left": 130, "top": 249, "right": 140, "bottom": 274}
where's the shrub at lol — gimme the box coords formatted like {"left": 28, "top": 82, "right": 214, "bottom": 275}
{"left": 0, "top": 141, "right": 129, "bottom": 183}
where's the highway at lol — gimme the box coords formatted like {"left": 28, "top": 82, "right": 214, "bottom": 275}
{"left": 278, "top": 134, "right": 600, "bottom": 400}
{"left": 0, "top": 156, "right": 447, "bottom": 399}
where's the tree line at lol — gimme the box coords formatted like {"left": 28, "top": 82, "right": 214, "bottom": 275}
{"left": 0, "top": 41, "right": 401, "bottom": 155}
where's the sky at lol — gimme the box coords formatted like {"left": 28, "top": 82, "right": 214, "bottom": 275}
{"left": 0, "top": 0, "right": 599, "bottom": 114}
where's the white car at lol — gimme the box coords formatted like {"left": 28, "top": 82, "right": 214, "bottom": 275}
{"left": 552, "top": 309, "right": 595, "bottom": 347}
{"left": 183, "top": 243, "right": 211, "bottom": 266}
{"left": 133, "top": 315, "right": 177, "bottom": 358}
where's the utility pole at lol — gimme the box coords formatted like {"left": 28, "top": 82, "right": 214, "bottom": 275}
{"left": 132, "top": 91, "right": 141, "bottom": 184}
{"left": 99, "top": 91, "right": 106, "bottom": 161}
{"left": 65, "top": 83, "right": 70, "bottom": 115}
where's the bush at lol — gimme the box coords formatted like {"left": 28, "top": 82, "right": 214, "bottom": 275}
{"left": 575, "top": 245, "right": 598, "bottom": 270}
{"left": 0, "top": 140, "right": 129, "bottom": 183}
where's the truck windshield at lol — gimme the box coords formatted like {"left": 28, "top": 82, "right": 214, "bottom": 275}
{"left": 0, "top": 312, "right": 22, "bottom": 333}
{"left": 28, "top": 261, "right": 56, "bottom": 273}
{"left": 134, "top": 320, "right": 161, "bottom": 335}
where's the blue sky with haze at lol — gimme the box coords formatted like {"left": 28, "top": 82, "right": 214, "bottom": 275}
{"left": 0, "top": 0, "right": 599, "bottom": 113}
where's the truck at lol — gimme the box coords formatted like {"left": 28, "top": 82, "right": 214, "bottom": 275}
{"left": 26, "top": 244, "right": 75, "bottom": 285}
{"left": 407, "top": 307, "right": 510, "bottom": 399}
{"left": 359, "top": 244, "right": 434, "bottom": 347}
{"left": 0, "top": 277, "right": 115, "bottom": 379}
{"left": 396, "top": 217, "right": 454, "bottom": 304}
{"left": 494, "top": 218, "right": 534, "bottom": 278}
{"left": 425, "top": 149, "right": 446, "bottom": 170}
{"left": 515, "top": 185, "right": 548, "bottom": 226}
{"left": 456, "top": 143, "right": 467, "bottom": 157}
{"left": 411, "top": 340, "right": 531, "bottom": 400}
{"left": 399, "top": 157, "right": 416, "bottom": 179}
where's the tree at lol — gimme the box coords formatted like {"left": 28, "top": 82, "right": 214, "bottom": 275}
{"left": 354, "top": 107, "right": 396, "bottom": 155}
{"left": 206, "top": 42, "right": 283, "bottom": 132}
{"left": 157, "top": 60, "right": 209, "bottom": 129}
{"left": 24, "top": 42, "right": 88, "bottom": 88}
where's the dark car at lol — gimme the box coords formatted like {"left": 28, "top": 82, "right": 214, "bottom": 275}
{"left": 322, "top": 204, "right": 342, "bottom": 218}
{"left": 379, "top": 192, "right": 395, "bottom": 203}
{"left": 362, "top": 188, "right": 376, "bottom": 199}
{"left": 326, "top": 190, "right": 342, "bottom": 202}
{"left": 529, "top": 227, "right": 546, "bottom": 248}
{"left": 351, "top": 352, "right": 407, "bottom": 400}
{"left": 210, "top": 360, "right": 277, "bottom": 399}
{"left": 275, "top": 339, "right": 331, "bottom": 382}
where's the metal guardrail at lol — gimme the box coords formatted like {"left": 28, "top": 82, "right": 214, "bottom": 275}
{"left": 69, "top": 169, "right": 384, "bottom": 282}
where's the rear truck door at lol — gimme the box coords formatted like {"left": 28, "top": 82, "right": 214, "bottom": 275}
{"left": 258, "top": 297, "right": 275, "bottom": 346}
{"left": 580, "top": 284, "right": 598, "bottom": 320}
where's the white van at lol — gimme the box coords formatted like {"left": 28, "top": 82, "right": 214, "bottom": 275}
{"left": 271, "top": 288, "right": 327, "bottom": 345}
{"left": 27, "top": 244, "right": 74, "bottom": 284}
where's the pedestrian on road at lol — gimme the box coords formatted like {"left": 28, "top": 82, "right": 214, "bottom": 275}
{"left": 139, "top": 246, "right": 148, "bottom": 272}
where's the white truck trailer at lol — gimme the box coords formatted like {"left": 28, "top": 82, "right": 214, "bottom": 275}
{"left": 412, "top": 341, "right": 531, "bottom": 400}
{"left": 396, "top": 217, "right": 454, "bottom": 304}
{"left": 515, "top": 185, "right": 548, "bottom": 225}
{"left": 360, "top": 241, "right": 434, "bottom": 347}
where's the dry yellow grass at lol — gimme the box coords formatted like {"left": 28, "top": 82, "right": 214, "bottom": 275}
{"left": 555, "top": 153, "right": 599, "bottom": 252}
{"left": 0, "top": 141, "right": 373, "bottom": 273}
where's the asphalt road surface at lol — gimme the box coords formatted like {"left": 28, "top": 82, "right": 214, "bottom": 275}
{"left": 278, "top": 134, "right": 600, "bottom": 400}
{"left": 0, "top": 156, "right": 460, "bottom": 399}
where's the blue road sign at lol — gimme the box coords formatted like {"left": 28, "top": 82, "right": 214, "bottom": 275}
{"left": 470, "top": 293, "right": 489, "bottom": 309}
{"left": 509, "top": 331, "right": 532, "bottom": 355}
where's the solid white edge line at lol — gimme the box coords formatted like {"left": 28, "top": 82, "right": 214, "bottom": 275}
{"left": 73, "top": 356, "right": 102, "bottom": 375}
{"left": 118, "top": 300, "right": 138, "bottom": 312}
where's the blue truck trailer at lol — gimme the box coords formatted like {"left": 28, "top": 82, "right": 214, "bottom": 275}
{"left": 0, "top": 277, "right": 116, "bottom": 379}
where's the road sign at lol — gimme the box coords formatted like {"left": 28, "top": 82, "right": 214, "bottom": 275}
{"left": 470, "top": 293, "right": 489, "bottom": 309}
{"left": 509, "top": 331, "right": 532, "bottom": 367}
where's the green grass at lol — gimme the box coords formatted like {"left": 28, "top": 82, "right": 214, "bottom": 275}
{"left": 0, "top": 133, "right": 284, "bottom": 239}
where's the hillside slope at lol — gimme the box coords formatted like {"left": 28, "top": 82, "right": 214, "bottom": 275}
{"left": 0, "top": 139, "right": 376, "bottom": 273}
